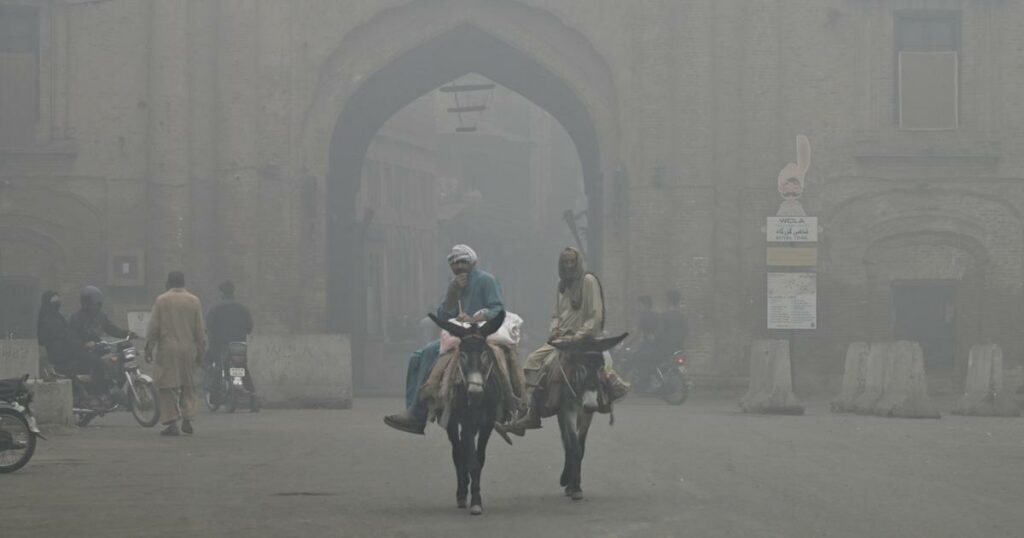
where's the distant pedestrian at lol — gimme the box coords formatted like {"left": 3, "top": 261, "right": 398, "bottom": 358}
{"left": 658, "top": 289, "right": 688, "bottom": 355}
{"left": 145, "top": 271, "right": 206, "bottom": 436}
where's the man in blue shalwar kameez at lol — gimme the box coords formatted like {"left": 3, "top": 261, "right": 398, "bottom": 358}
{"left": 384, "top": 244, "right": 504, "bottom": 435}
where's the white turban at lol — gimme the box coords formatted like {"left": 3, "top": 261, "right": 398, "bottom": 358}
{"left": 447, "top": 244, "right": 478, "bottom": 264}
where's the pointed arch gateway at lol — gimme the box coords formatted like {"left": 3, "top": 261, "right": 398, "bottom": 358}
{"left": 303, "top": 1, "right": 620, "bottom": 341}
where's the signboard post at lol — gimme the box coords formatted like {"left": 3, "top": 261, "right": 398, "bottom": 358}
{"left": 766, "top": 135, "right": 820, "bottom": 386}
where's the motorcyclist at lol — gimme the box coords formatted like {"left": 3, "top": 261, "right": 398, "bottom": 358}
{"left": 629, "top": 295, "right": 660, "bottom": 364}
{"left": 657, "top": 289, "right": 687, "bottom": 357}
{"left": 205, "top": 280, "right": 255, "bottom": 404}
{"left": 69, "top": 286, "right": 131, "bottom": 403}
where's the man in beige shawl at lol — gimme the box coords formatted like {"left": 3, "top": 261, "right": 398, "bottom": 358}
{"left": 145, "top": 271, "right": 206, "bottom": 437}
{"left": 497, "top": 247, "right": 604, "bottom": 436}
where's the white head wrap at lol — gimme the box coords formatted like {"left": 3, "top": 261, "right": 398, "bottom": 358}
{"left": 447, "top": 244, "right": 478, "bottom": 265}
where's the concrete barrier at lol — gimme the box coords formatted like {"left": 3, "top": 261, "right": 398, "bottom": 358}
{"left": 872, "top": 341, "right": 939, "bottom": 419}
{"left": 0, "top": 340, "right": 39, "bottom": 379}
{"left": 248, "top": 334, "right": 353, "bottom": 409}
{"left": 851, "top": 343, "right": 890, "bottom": 414}
{"left": 740, "top": 340, "right": 803, "bottom": 415}
{"left": 25, "top": 379, "right": 73, "bottom": 426}
{"left": 831, "top": 342, "right": 869, "bottom": 413}
{"left": 952, "top": 344, "right": 1019, "bottom": 417}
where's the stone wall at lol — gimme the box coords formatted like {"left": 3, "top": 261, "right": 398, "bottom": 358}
{"left": 3, "top": 0, "right": 1024, "bottom": 385}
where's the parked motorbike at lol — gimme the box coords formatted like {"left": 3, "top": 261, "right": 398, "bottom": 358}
{"left": 206, "top": 342, "right": 259, "bottom": 413}
{"left": 69, "top": 337, "right": 160, "bottom": 428}
{"left": 0, "top": 374, "right": 44, "bottom": 473}
{"left": 617, "top": 346, "right": 690, "bottom": 405}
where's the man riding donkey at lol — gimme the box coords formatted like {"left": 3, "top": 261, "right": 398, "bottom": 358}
{"left": 497, "top": 247, "right": 628, "bottom": 438}
{"left": 385, "top": 244, "right": 524, "bottom": 437}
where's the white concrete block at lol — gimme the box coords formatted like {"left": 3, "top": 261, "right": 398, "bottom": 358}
{"left": 852, "top": 343, "right": 889, "bottom": 415}
{"left": 0, "top": 340, "right": 40, "bottom": 379}
{"left": 248, "top": 334, "right": 353, "bottom": 409}
{"left": 740, "top": 339, "right": 803, "bottom": 415}
{"left": 952, "top": 344, "right": 1018, "bottom": 417}
{"left": 831, "top": 342, "right": 869, "bottom": 413}
{"left": 25, "top": 379, "right": 73, "bottom": 426}
{"left": 872, "top": 341, "right": 939, "bottom": 419}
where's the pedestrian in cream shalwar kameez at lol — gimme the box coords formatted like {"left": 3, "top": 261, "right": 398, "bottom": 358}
{"left": 145, "top": 272, "right": 206, "bottom": 436}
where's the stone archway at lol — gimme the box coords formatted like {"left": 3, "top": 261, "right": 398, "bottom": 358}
{"left": 821, "top": 188, "right": 1023, "bottom": 386}
{"left": 300, "top": 1, "right": 620, "bottom": 343}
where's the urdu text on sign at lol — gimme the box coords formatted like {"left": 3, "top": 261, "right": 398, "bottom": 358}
{"left": 767, "top": 216, "right": 818, "bottom": 242}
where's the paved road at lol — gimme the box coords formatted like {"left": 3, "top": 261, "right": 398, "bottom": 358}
{"left": 5, "top": 393, "right": 1024, "bottom": 538}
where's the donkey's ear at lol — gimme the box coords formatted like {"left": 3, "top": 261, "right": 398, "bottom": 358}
{"left": 478, "top": 309, "right": 505, "bottom": 337}
{"left": 428, "top": 313, "right": 467, "bottom": 338}
{"left": 585, "top": 332, "right": 629, "bottom": 353}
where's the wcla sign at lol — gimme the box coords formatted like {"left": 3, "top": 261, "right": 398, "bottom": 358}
{"left": 767, "top": 216, "right": 818, "bottom": 242}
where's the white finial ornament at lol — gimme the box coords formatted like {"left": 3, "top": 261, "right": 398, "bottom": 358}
{"left": 776, "top": 135, "right": 810, "bottom": 216}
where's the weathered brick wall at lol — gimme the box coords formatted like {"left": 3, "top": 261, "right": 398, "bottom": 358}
{"left": 5, "top": 0, "right": 1024, "bottom": 383}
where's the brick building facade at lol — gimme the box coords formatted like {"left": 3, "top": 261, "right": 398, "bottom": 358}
{"left": 2, "top": 0, "right": 1023, "bottom": 388}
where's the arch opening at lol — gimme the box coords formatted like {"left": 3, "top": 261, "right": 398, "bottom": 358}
{"left": 326, "top": 24, "right": 608, "bottom": 379}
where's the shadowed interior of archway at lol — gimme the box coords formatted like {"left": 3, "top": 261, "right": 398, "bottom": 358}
{"left": 326, "top": 25, "right": 605, "bottom": 351}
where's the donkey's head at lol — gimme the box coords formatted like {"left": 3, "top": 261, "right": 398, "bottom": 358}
{"left": 428, "top": 310, "right": 506, "bottom": 399}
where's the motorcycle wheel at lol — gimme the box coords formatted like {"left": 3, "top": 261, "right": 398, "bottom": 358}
{"left": 662, "top": 370, "right": 689, "bottom": 406}
{"left": 226, "top": 391, "right": 238, "bottom": 413}
{"left": 0, "top": 408, "right": 36, "bottom": 473}
{"left": 205, "top": 391, "right": 221, "bottom": 412}
{"left": 129, "top": 379, "right": 161, "bottom": 428}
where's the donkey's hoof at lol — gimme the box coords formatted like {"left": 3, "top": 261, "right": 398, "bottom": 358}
{"left": 571, "top": 490, "right": 584, "bottom": 501}
{"left": 470, "top": 505, "right": 483, "bottom": 515}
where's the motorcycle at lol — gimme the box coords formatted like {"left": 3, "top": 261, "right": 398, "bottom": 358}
{"left": 0, "top": 374, "right": 45, "bottom": 473}
{"left": 69, "top": 337, "right": 161, "bottom": 428}
{"left": 206, "top": 342, "right": 259, "bottom": 413}
{"left": 617, "top": 346, "right": 690, "bottom": 405}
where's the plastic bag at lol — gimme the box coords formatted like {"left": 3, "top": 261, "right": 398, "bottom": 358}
{"left": 438, "top": 312, "right": 524, "bottom": 352}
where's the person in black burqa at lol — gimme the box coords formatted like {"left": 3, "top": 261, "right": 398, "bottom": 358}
{"left": 205, "top": 280, "right": 255, "bottom": 394}
{"left": 36, "top": 290, "right": 76, "bottom": 376}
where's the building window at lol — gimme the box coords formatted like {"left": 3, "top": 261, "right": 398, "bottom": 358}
{"left": 0, "top": 5, "right": 40, "bottom": 144}
{"left": 894, "top": 10, "right": 960, "bottom": 130}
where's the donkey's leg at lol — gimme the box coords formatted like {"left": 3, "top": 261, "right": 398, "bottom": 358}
{"left": 557, "top": 404, "right": 582, "bottom": 497}
{"left": 557, "top": 409, "right": 572, "bottom": 489}
{"left": 574, "top": 409, "right": 595, "bottom": 498}
{"left": 462, "top": 417, "right": 483, "bottom": 515}
{"left": 448, "top": 419, "right": 468, "bottom": 508}
{"left": 470, "top": 420, "right": 493, "bottom": 515}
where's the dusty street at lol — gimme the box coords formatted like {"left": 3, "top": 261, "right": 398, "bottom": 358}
{"left": 5, "top": 394, "right": 1024, "bottom": 538}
